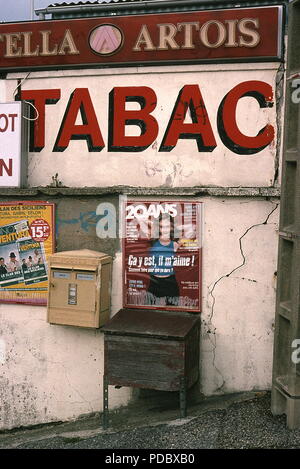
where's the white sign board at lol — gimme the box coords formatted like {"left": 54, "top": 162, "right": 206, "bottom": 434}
{"left": 19, "top": 67, "right": 277, "bottom": 188}
{"left": 0, "top": 102, "right": 28, "bottom": 187}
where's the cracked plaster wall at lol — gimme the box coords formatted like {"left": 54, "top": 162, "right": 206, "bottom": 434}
{"left": 0, "top": 60, "right": 283, "bottom": 429}
{"left": 0, "top": 251, "right": 131, "bottom": 430}
{"left": 201, "top": 198, "right": 279, "bottom": 395}
{"left": 0, "top": 196, "right": 279, "bottom": 430}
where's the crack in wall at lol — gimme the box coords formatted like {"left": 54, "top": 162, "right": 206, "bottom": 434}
{"left": 49, "top": 360, "right": 95, "bottom": 413}
{"left": 205, "top": 202, "right": 279, "bottom": 393}
{"left": 231, "top": 277, "right": 257, "bottom": 283}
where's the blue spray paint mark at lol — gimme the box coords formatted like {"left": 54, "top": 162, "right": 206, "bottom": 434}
{"left": 56, "top": 211, "right": 102, "bottom": 237}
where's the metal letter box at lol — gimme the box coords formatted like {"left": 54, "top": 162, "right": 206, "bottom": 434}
{"left": 47, "top": 249, "right": 112, "bottom": 328}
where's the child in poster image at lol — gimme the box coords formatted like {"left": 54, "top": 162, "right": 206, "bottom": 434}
{"left": 147, "top": 216, "right": 182, "bottom": 306}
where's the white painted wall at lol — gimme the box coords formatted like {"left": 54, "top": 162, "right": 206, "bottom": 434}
{"left": 5, "top": 63, "right": 279, "bottom": 188}
{"left": 0, "top": 81, "right": 6, "bottom": 101}
{"left": 0, "top": 196, "right": 279, "bottom": 430}
{"left": 0, "top": 61, "right": 282, "bottom": 429}
{"left": 0, "top": 251, "right": 131, "bottom": 430}
{"left": 201, "top": 197, "right": 279, "bottom": 395}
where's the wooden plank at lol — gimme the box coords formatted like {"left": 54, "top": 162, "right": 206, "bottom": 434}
{"left": 104, "top": 335, "right": 185, "bottom": 391}
{"left": 102, "top": 308, "right": 200, "bottom": 339}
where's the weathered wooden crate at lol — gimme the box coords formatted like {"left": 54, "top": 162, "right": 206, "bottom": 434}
{"left": 101, "top": 308, "right": 200, "bottom": 427}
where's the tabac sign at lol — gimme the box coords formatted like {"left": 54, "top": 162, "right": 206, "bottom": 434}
{"left": 0, "top": 6, "right": 282, "bottom": 72}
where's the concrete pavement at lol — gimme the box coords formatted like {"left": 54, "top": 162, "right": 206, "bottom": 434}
{"left": 0, "top": 391, "right": 299, "bottom": 449}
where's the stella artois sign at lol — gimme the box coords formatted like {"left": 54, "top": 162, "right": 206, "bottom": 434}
{"left": 0, "top": 6, "right": 282, "bottom": 72}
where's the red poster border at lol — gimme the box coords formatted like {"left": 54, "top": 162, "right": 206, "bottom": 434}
{"left": 122, "top": 200, "right": 202, "bottom": 314}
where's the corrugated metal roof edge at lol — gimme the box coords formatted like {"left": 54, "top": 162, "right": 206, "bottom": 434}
{"left": 45, "top": 0, "right": 285, "bottom": 4}
{"left": 36, "top": 0, "right": 288, "bottom": 19}
{"left": 48, "top": 1, "right": 151, "bottom": 5}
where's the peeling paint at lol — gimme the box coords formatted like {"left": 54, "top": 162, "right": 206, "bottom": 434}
{"left": 0, "top": 381, "right": 39, "bottom": 429}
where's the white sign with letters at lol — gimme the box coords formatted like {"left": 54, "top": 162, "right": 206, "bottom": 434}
{"left": 0, "top": 102, "right": 28, "bottom": 187}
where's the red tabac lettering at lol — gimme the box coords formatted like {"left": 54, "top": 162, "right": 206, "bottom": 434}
{"left": 21, "top": 89, "right": 61, "bottom": 152}
{"left": 23, "top": 82, "right": 275, "bottom": 154}
{"left": 0, "top": 158, "right": 13, "bottom": 176}
{"left": 217, "top": 80, "right": 274, "bottom": 154}
{"left": 53, "top": 88, "right": 104, "bottom": 152}
{"left": 108, "top": 86, "right": 159, "bottom": 152}
{"left": 159, "top": 85, "right": 217, "bottom": 152}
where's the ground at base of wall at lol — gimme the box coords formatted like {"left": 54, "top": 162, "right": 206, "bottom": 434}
{"left": 0, "top": 391, "right": 300, "bottom": 449}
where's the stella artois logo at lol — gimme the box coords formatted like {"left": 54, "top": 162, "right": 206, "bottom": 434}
{"left": 88, "top": 24, "right": 124, "bottom": 56}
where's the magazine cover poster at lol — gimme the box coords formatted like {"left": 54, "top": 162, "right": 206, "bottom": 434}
{"left": 123, "top": 200, "right": 202, "bottom": 312}
{"left": 0, "top": 202, "right": 55, "bottom": 305}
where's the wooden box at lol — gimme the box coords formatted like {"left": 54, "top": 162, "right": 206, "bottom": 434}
{"left": 47, "top": 249, "right": 112, "bottom": 329}
{"left": 101, "top": 308, "right": 200, "bottom": 426}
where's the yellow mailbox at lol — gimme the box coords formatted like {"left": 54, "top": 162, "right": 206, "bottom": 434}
{"left": 47, "top": 249, "right": 112, "bottom": 328}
